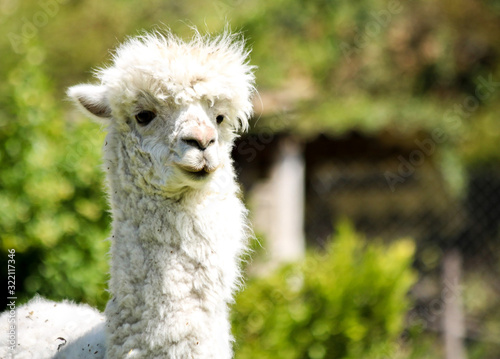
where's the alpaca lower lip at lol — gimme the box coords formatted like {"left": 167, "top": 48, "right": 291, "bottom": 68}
{"left": 183, "top": 168, "right": 211, "bottom": 179}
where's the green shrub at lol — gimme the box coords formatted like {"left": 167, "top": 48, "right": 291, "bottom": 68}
{"left": 232, "top": 221, "right": 417, "bottom": 359}
{"left": 0, "top": 45, "right": 109, "bottom": 309}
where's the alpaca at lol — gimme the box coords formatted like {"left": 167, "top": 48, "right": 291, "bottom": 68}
{"left": 0, "top": 29, "right": 255, "bottom": 359}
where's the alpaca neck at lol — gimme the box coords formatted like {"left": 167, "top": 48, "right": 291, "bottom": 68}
{"left": 104, "top": 166, "right": 247, "bottom": 358}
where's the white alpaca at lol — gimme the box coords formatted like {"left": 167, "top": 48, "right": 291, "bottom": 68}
{"left": 0, "top": 29, "right": 255, "bottom": 359}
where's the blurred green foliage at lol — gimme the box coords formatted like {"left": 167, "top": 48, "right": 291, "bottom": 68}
{"left": 0, "top": 45, "right": 109, "bottom": 308}
{"left": 232, "top": 221, "right": 418, "bottom": 359}
{"left": 237, "top": 0, "right": 500, "bottom": 171}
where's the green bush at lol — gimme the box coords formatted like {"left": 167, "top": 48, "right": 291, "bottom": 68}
{"left": 0, "top": 45, "right": 109, "bottom": 309}
{"left": 232, "top": 221, "right": 417, "bottom": 359}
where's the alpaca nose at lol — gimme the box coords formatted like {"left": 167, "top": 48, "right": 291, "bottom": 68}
{"left": 182, "top": 126, "right": 216, "bottom": 151}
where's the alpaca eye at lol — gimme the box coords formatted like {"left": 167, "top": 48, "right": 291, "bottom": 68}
{"left": 216, "top": 115, "right": 224, "bottom": 125}
{"left": 135, "top": 110, "right": 156, "bottom": 126}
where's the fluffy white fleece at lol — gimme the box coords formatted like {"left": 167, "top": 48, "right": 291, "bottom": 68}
{"left": 0, "top": 29, "right": 255, "bottom": 359}
{"left": 0, "top": 296, "right": 105, "bottom": 359}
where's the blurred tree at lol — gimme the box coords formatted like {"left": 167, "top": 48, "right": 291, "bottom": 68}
{"left": 235, "top": 0, "right": 500, "bottom": 135}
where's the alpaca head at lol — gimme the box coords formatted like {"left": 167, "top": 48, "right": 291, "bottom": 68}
{"left": 68, "top": 30, "right": 255, "bottom": 195}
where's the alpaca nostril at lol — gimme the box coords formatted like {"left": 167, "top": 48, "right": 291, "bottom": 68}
{"left": 183, "top": 138, "right": 201, "bottom": 149}
{"left": 182, "top": 137, "right": 215, "bottom": 150}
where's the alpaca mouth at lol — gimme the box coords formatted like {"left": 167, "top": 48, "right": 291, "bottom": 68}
{"left": 184, "top": 168, "right": 211, "bottom": 180}
{"left": 178, "top": 164, "right": 215, "bottom": 180}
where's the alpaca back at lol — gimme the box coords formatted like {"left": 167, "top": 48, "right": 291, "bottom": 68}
{"left": 0, "top": 296, "right": 105, "bottom": 359}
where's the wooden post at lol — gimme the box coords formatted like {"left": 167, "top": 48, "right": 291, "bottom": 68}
{"left": 266, "top": 136, "right": 306, "bottom": 264}
{"left": 442, "top": 248, "right": 467, "bottom": 359}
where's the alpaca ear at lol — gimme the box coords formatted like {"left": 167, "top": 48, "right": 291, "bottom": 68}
{"left": 67, "top": 84, "right": 112, "bottom": 120}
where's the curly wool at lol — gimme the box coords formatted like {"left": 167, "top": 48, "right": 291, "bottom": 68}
{"left": 0, "top": 28, "right": 255, "bottom": 359}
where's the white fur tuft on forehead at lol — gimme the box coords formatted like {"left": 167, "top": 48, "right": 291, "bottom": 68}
{"left": 97, "top": 30, "right": 256, "bottom": 132}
